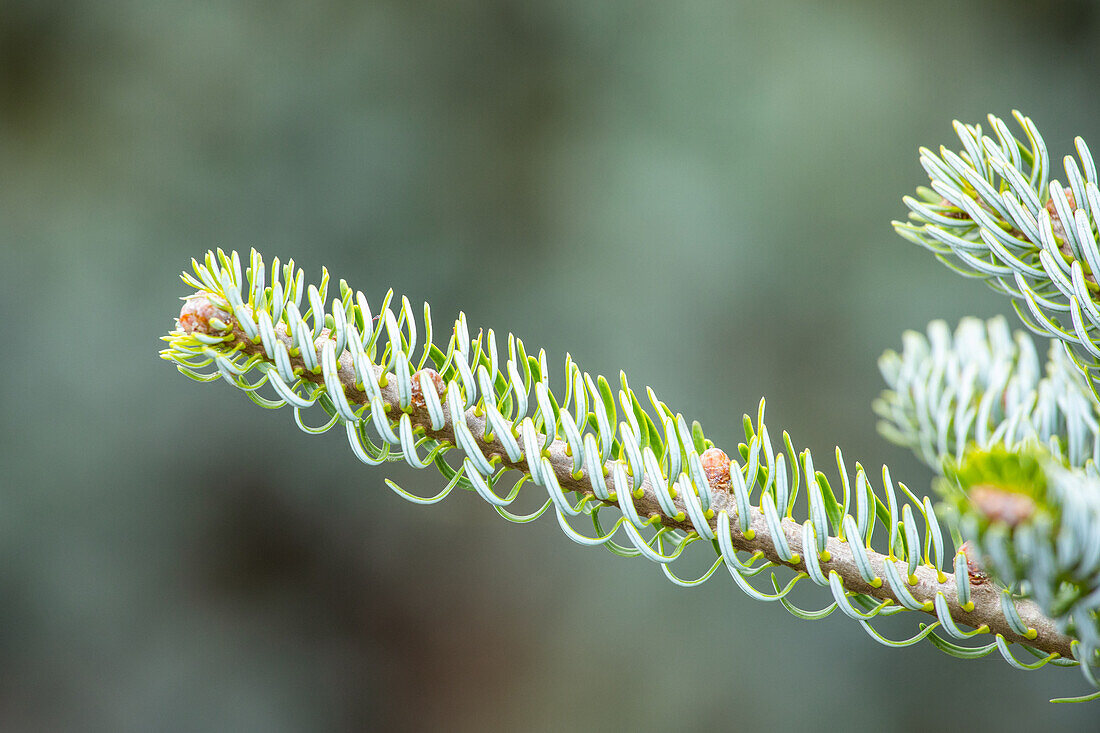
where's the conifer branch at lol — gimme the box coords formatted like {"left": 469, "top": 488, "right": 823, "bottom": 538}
{"left": 895, "top": 111, "right": 1100, "bottom": 398}
{"left": 162, "top": 249, "right": 1096, "bottom": 699}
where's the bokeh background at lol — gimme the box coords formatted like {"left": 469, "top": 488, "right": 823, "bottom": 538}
{"left": 3, "top": 1, "right": 1100, "bottom": 730}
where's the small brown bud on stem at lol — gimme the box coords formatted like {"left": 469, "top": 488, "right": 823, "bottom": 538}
{"left": 1046, "top": 187, "right": 1077, "bottom": 243}
{"left": 178, "top": 295, "right": 232, "bottom": 335}
{"left": 958, "top": 541, "right": 989, "bottom": 586}
{"left": 700, "top": 447, "right": 732, "bottom": 493}
{"left": 969, "top": 485, "right": 1037, "bottom": 527}
{"left": 410, "top": 368, "right": 446, "bottom": 409}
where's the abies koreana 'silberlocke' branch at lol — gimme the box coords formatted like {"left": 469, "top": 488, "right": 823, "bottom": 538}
{"left": 875, "top": 317, "right": 1100, "bottom": 699}
{"left": 887, "top": 112, "right": 1100, "bottom": 700}
{"left": 895, "top": 111, "right": 1100, "bottom": 399}
{"left": 162, "top": 242, "right": 1099, "bottom": 702}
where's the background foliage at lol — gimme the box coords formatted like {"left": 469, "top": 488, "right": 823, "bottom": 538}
{"left": 3, "top": 1, "right": 1100, "bottom": 730}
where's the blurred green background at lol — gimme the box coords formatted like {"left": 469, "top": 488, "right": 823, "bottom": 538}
{"left": 3, "top": 0, "right": 1099, "bottom": 730}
